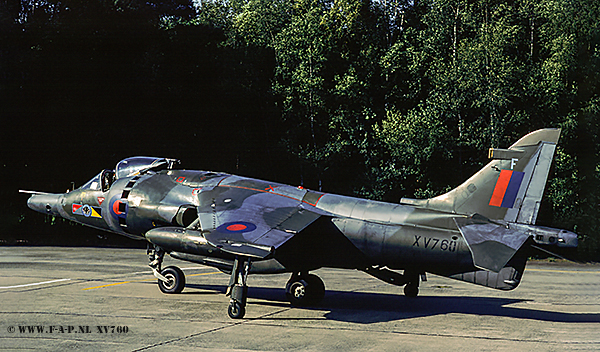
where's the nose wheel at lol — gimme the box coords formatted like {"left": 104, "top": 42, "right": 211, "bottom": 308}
{"left": 148, "top": 244, "right": 186, "bottom": 294}
{"left": 158, "top": 266, "right": 186, "bottom": 294}
{"left": 285, "top": 273, "right": 325, "bottom": 306}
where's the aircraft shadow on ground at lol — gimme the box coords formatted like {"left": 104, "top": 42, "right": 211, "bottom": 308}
{"left": 183, "top": 283, "right": 600, "bottom": 324}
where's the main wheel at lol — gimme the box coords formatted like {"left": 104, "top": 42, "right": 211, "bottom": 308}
{"left": 158, "top": 266, "right": 186, "bottom": 294}
{"left": 286, "top": 274, "right": 325, "bottom": 306}
{"left": 228, "top": 301, "right": 246, "bottom": 319}
{"left": 286, "top": 280, "right": 308, "bottom": 306}
{"left": 304, "top": 274, "right": 325, "bottom": 303}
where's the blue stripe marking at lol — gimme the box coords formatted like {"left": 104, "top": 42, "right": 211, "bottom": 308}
{"left": 500, "top": 171, "right": 525, "bottom": 208}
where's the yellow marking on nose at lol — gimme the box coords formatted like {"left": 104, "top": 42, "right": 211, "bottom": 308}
{"left": 82, "top": 271, "right": 220, "bottom": 291}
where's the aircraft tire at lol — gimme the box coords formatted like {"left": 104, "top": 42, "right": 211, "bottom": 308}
{"left": 404, "top": 283, "right": 418, "bottom": 298}
{"left": 304, "top": 274, "right": 325, "bottom": 303}
{"left": 228, "top": 302, "right": 245, "bottom": 319}
{"left": 286, "top": 274, "right": 325, "bottom": 306}
{"left": 158, "top": 266, "right": 186, "bottom": 294}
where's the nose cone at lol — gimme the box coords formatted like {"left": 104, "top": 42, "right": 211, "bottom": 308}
{"left": 558, "top": 230, "right": 578, "bottom": 248}
{"left": 27, "top": 193, "right": 63, "bottom": 216}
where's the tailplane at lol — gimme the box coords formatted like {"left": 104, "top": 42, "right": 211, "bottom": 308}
{"left": 401, "top": 128, "right": 561, "bottom": 224}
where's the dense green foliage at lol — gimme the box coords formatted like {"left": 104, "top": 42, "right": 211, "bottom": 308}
{"left": 1, "top": 0, "right": 598, "bottom": 259}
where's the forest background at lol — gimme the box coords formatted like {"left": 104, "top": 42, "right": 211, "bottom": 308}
{"left": 1, "top": 0, "right": 599, "bottom": 261}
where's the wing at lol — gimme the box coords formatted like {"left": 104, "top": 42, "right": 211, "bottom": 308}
{"left": 454, "top": 214, "right": 531, "bottom": 272}
{"left": 196, "top": 177, "right": 328, "bottom": 258}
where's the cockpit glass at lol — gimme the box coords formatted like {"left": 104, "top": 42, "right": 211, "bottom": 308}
{"left": 115, "top": 157, "right": 173, "bottom": 179}
{"left": 79, "top": 172, "right": 102, "bottom": 191}
{"left": 77, "top": 157, "right": 177, "bottom": 191}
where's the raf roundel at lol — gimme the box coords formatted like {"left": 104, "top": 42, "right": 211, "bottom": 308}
{"left": 217, "top": 222, "right": 257, "bottom": 234}
{"left": 109, "top": 196, "right": 128, "bottom": 219}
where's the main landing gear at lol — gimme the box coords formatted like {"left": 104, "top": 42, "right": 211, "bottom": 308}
{"left": 226, "top": 257, "right": 250, "bottom": 319}
{"left": 224, "top": 261, "right": 328, "bottom": 318}
{"left": 285, "top": 272, "right": 325, "bottom": 306}
{"left": 148, "top": 245, "right": 327, "bottom": 319}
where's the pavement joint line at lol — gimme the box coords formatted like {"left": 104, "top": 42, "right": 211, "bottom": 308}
{"left": 131, "top": 303, "right": 600, "bottom": 351}
{"left": 526, "top": 268, "right": 600, "bottom": 273}
{"left": 240, "top": 319, "right": 600, "bottom": 345}
{"left": 130, "top": 320, "right": 245, "bottom": 351}
{"left": 0, "top": 278, "right": 71, "bottom": 289}
{"left": 130, "top": 306, "right": 293, "bottom": 351}
{"left": 4, "top": 309, "right": 600, "bottom": 344}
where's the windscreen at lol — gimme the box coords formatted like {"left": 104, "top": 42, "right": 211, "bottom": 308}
{"left": 79, "top": 172, "right": 102, "bottom": 191}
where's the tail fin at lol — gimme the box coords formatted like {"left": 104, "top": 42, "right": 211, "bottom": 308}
{"left": 401, "top": 128, "right": 561, "bottom": 224}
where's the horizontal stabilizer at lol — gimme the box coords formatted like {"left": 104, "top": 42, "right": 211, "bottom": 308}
{"left": 455, "top": 215, "right": 530, "bottom": 272}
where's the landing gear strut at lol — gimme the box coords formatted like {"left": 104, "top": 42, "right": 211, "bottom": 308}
{"left": 285, "top": 272, "right": 325, "bottom": 306}
{"left": 148, "top": 244, "right": 186, "bottom": 294}
{"left": 226, "top": 256, "right": 250, "bottom": 319}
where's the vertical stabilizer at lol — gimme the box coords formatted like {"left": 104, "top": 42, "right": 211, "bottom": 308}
{"left": 401, "top": 129, "right": 561, "bottom": 224}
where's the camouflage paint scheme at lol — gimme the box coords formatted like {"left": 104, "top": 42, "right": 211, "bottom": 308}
{"left": 23, "top": 128, "right": 577, "bottom": 319}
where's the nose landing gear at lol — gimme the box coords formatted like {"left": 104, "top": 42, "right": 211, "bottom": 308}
{"left": 148, "top": 245, "right": 186, "bottom": 294}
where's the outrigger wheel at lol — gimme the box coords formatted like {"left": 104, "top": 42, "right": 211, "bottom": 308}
{"left": 403, "top": 272, "right": 420, "bottom": 298}
{"left": 158, "top": 266, "right": 186, "bottom": 294}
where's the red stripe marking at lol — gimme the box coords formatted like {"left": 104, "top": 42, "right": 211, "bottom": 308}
{"left": 489, "top": 170, "right": 513, "bottom": 207}
{"left": 304, "top": 193, "right": 325, "bottom": 207}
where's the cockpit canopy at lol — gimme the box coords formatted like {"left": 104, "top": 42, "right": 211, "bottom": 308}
{"left": 78, "top": 157, "right": 179, "bottom": 192}
{"left": 115, "top": 157, "right": 179, "bottom": 179}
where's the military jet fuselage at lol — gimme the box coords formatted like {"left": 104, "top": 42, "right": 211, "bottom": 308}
{"left": 23, "top": 129, "right": 577, "bottom": 319}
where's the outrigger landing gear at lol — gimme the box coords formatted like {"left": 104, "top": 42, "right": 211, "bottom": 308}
{"left": 403, "top": 272, "right": 421, "bottom": 298}
{"left": 148, "top": 244, "right": 186, "bottom": 294}
{"left": 285, "top": 272, "right": 325, "bottom": 306}
{"left": 226, "top": 256, "right": 250, "bottom": 319}
{"left": 361, "top": 266, "right": 424, "bottom": 298}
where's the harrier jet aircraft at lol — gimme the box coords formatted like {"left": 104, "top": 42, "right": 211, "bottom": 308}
{"left": 22, "top": 128, "right": 577, "bottom": 319}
